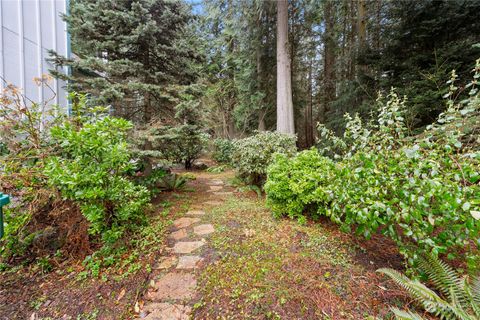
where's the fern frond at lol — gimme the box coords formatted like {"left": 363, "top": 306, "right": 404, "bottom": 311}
{"left": 378, "top": 268, "right": 445, "bottom": 303}
{"left": 419, "top": 254, "right": 466, "bottom": 305}
{"left": 391, "top": 307, "right": 426, "bottom": 320}
{"left": 472, "top": 275, "right": 480, "bottom": 306}
{"left": 378, "top": 268, "right": 457, "bottom": 319}
{"left": 447, "top": 286, "right": 473, "bottom": 320}
{"left": 468, "top": 275, "right": 480, "bottom": 318}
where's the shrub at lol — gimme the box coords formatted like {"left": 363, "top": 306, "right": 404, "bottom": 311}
{"left": 212, "top": 138, "right": 235, "bottom": 163}
{"left": 0, "top": 78, "right": 65, "bottom": 260}
{"left": 135, "top": 88, "right": 208, "bottom": 170}
{"left": 138, "top": 123, "right": 208, "bottom": 170}
{"left": 158, "top": 124, "right": 208, "bottom": 169}
{"left": 44, "top": 116, "right": 150, "bottom": 243}
{"left": 231, "top": 131, "right": 297, "bottom": 186}
{"left": 266, "top": 64, "right": 480, "bottom": 270}
{"left": 135, "top": 166, "right": 169, "bottom": 193}
{"left": 265, "top": 149, "right": 336, "bottom": 223}
{"left": 206, "top": 164, "right": 228, "bottom": 173}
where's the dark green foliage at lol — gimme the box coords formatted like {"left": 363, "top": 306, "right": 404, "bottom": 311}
{"left": 378, "top": 254, "right": 480, "bottom": 320}
{"left": 231, "top": 131, "right": 297, "bottom": 186}
{"left": 155, "top": 125, "right": 208, "bottom": 170}
{"left": 372, "top": 0, "right": 480, "bottom": 127}
{"left": 212, "top": 138, "right": 235, "bottom": 164}
{"left": 140, "top": 88, "right": 208, "bottom": 170}
{"left": 329, "top": 0, "right": 480, "bottom": 134}
{"left": 155, "top": 173, "right": 190, "bottom": 191}
{"left": 49, "top": 0, "right": 201, "bottom": 122}
{"left": 136, "top": 166, "right": 190, "bottom": 192}
{"left": 199, "top": 0, "right": 480, "bottom": 143}
{"left": 135, "top": 167, "right": 168, "bottom": 192}
{"left": 0, "top": 143, "right": 8, "bottom": 156}
{"left": 200, "top": 0, "right": 277, "bottom": 136}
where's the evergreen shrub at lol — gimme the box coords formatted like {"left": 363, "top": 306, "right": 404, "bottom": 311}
{"left": 212, "top": 138, "right": 235, "bottom": 164}
{"left": 232, "top": 131, "right": 297, "bottom": 186}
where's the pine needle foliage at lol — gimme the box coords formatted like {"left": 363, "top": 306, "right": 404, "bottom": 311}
{"left": 49, "top": 0, "right": 201, "bottom": 123}
{"left": 378, "top": 254, "right": 480, "bottom": 320}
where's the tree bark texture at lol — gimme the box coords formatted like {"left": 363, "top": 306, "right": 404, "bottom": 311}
{"left": 324, "top": 0, "right": 337, "bottom": 116}
{"left": 276, "top": 0, "right": 295, "bottom": 134}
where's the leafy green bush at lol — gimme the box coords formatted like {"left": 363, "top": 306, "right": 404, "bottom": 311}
{"left": 212, "top": 138, "right": 235, "bottom": 163}
{"left": 231, "top": 131, "right": 297, "bottom": 186}
{"left": 0, "top": 87, "right": 154, "bottom": 272}
{"left": 44, "top": 117, "right": 150, "bottom": 243}
{"left": 265, "top": 149, "right": 336, "bottom": 224}
{"left": 266, "top": 64, "right": 480, "bottom": 270}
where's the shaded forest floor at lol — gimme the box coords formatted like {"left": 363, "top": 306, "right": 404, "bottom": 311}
{"left": 190, "top": 170, "right": 413, "bottom": 319}
{"left": 1, "top": 169, "right": 421, "bottom": 319}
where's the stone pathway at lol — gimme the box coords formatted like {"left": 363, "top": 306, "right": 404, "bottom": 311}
{"left": 137, "top": 177, "right": 226, "bottom": 320}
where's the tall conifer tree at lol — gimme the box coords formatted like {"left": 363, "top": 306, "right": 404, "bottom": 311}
{"left": 50, "top": 0, "right": 200, "bottom": 123}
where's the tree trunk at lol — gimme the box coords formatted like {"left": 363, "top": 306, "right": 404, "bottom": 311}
{"left": 276, "top": 0, "right": 295, "bottom": 134}
{"left": 340, "top": 0, "right": 348, "bottom": 88}
{"left": 347, "top": 1, "right": 356, "bottom": 80}
{"left": 305, "top": 56, "right": 314, "bottom": 147}
{"left": 373, "top": 0, "right": 381, "bottom": 51}
{"left": 256, "top": 14, "right": 266, "bottom": 132}
{"left": 142, "top": 138, "right": 153, "bottom": 176}
{"left": 143, "top": 91, "right": 152, "bottom": 124}
{"left": 357, "top": 0, "right": 367, "bottom": 77}
{"left": 227, "top": 117, "right": 236, "bottom": 139}
{"left": 226, "top": 0, "right": 236, "bottom": 138}
{"left": 258, "top": 109, "right": 266, "bottom": 131}
{"left": 324, "top": 0, "right": 336, "bottom": 118}
{"left": 357, "top": 0, "right": 367, "bottom": 49}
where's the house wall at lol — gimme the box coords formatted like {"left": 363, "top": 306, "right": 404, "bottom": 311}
{"left": 0, "top": 0, "right": 69, "bottom": 109}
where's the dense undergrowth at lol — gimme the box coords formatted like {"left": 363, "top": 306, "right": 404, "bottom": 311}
{"left": 0, "top": 89, "right": 148, "bottom": 273}
{"left": 0, "top": 83, "right": 205, "bottom": 277}
{"left": 265, "top": 63, "right": 480, "bottom": 271}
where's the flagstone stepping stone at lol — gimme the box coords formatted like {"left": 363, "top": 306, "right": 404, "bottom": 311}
{"left": 147, "top": 273, "right": 196, "bottom": 301}
{"left": 208, "top": 185, "right": 223, "bottom": 191}
{"left": 213, "top": 191, "right": 233, "bottom": 196}
{"left": 141, "top": 303, "right": 191, "bottom": 320}
{"left": 193, "top": 224, "right": 215, "bottom": 236}
{"left": 208, "top": 179, "right": 224, "bottom": 185}
{"left": 205, "top": 200, "right": 223, "bottom": 206}
{"left": 153, "top": 256, "right": 178, "bottom": 270}
{"left": 176, "top": 255, "right": 203, "bottom": 270}
{"left": 185, "top": 210, "right": 205, "bottom": 216}
{"left": 170, "top": 229, "right": 188, "bottom": 241}
{"left": 173, "top": 217, "right": 200, "bottom": 229}
{"left": 173, "top": 241, "right": 205, "bottom": 254}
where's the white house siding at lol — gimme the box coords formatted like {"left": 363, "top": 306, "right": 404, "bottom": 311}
{"left": 0, "top": 0, "right": 69, "bottom": 110}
